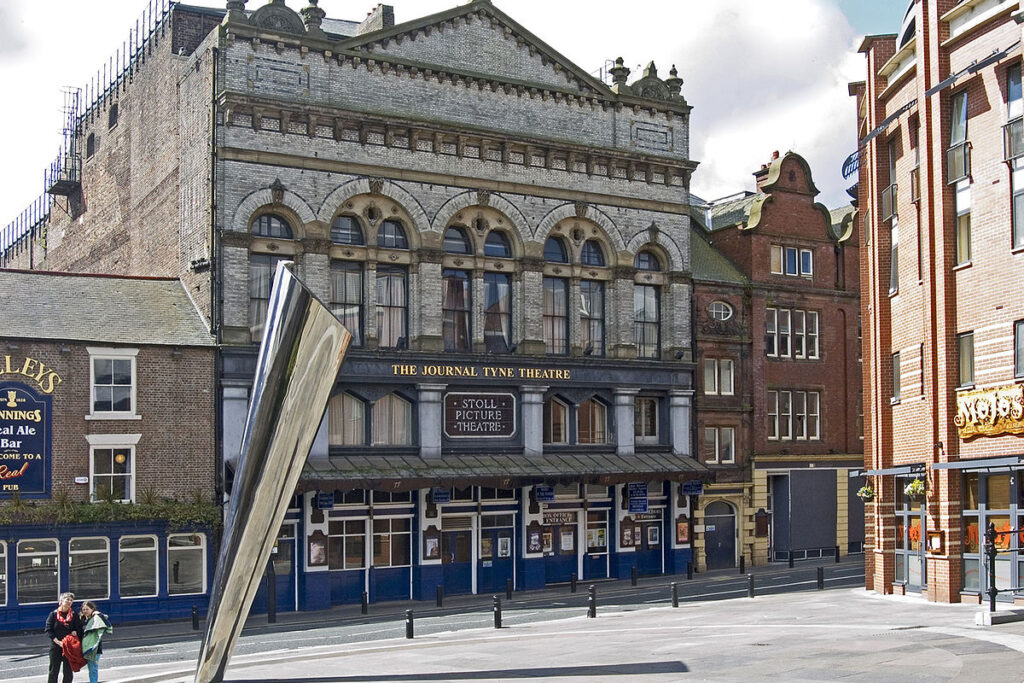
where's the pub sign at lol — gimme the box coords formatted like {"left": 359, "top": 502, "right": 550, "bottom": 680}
{"left": 0, "top": 382, "right": 52, "bottom": 498}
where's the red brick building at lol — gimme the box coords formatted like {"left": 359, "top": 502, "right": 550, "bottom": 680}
{"left": 855, "top": 0, "right": 1024, "bottom": 602}
{"left": 691, "top": 151, "right": 863, "bottom": 570}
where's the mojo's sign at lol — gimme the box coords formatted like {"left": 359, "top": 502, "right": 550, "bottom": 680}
{"left": 444, "top": 392, "right": 516, "bottom": 439}
{"left": 955, "top": 383, "right": 1024, "bottom": 439}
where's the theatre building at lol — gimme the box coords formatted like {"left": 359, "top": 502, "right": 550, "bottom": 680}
{"left": 855, "top": 0, "right": 1024, "bottom": 601}
{"left": 1, "top": 0, "right": 704, "bottom": 613}
{"left": 0, "top": 271, "right": 216, "bottom": 630}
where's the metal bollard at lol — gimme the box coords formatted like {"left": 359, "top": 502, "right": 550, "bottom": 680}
{"left": 405, "top": 609, "right": 414, "bottom": 639}
{"left": 361, "top": 591, "right": 368, "bottom": 615}
{"left": 788, "top": 554, "right": 794, "bottom": 569}
{"left": 739, "top": 556, "right": 745, "bottom": 574}
{"left": 506, "top": 578, "right": 513, "bottom": 601}
{"left": 671, "top": 582, "right": 679, "bottom": 608}
{"left": 493, "top": 595, "right": 502, "bottom": 629}
{"left": 570, "top": 572, "right": 577, "bottom": 594}
{"left": 631, "top": 565, "right": 638, "bottom": 587}
{"left": 587, "top": 585, "right": 597, "bottom": 618}
{"left": 436, "top": 585, "right": 443, "bottom": 608}
{"left": 192, "top": 605, "right": 199, "bottom": 631}
{"left": 816, "top": 566, "right": 824, "bottom": 590}
{"left": 687, "top": 561, "right": 693, "bottom": 580}
{"left": 747, "top": 574, "right": 755, "bottom": 598}
{"left": 835, "top": 545, "right": 841, "bottom": 563}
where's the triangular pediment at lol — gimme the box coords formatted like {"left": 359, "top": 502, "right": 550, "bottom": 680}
{"left": 337, "top": 1, "right": 612, "bottom": 97}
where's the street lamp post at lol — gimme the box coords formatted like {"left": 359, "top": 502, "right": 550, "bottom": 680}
{"left": 985, "top": 522, "right": 998, "bottom": 613}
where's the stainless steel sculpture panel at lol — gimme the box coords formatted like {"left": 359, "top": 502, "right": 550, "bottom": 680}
{"left": 195, "top": 263, "right": 350, "bottom": 683}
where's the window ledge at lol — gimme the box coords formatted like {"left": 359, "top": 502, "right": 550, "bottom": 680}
{"left": 891, "top": 398, "right": 901, "bottom": 405}
{"left": 956, "top": 384, "right": 976, "bottom": 392}
{"left": 889, "top": 288, "right": 899, "bottom": 298}
{"left": 85, "top": 414, "right": 141, "bottom": 421}
{"left": 1011, "top": 245, "right": 1024, "bottom": 255}
{"left": 953, "top": 261, "right": 973, "bottom": 272}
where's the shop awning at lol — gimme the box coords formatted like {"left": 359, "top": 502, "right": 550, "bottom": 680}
{"left": 299, "top": 452, "right": 709, "bottom": 492}
{"left": 932, "top": 455, "right": 1024, "bottom": 472}
{"left": 859, "top": 463, "right": 926, "bottom": 477}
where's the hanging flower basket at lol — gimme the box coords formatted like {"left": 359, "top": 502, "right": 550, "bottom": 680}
{"left": 856, "top": 484, "right": 874, "bottom": 502}
{"left": 904, "top": 478, "right": 926, "bottom": 501}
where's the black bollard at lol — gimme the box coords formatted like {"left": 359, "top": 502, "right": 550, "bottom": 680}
{"left": 631, "top": 565, "right": 638, "bottom": 587}
{"left": 587, "top": 585, "right": 597, "bottom": 618}
{"left": 687, "top": 561, "right": 693, "bottom": 580}
{"left": 266, "top": 567, "right": 277, "bottom": 624}
{"left": 747, "top": 574, "right": 755, "bottom": 598}
{"left": 671, "top": 582, "right": 679, "bottom": 608}
{"left": 191, "top": 605, "right": 199, "bottom": 631}
{"left": 361, "top": 591, "right": 368, "bottom": 615}
{"left": 436, "top": 584, "right": 443, "bottom": 608}
{"left": 493, "top": 595, "right": 502, "bottom": 629}
{"left": 506, "top": 578, "right": 513, "bottom": 601}
{"left": 405, "top": 609, "right": 414, "bottom": 639}
{"left": 739, "top": 556, "right": 745, "bottom": 574}
{"left": 788, "top": 554, "right": 794, "bottom": 569}
{"left": 817, "top": 566, "right": 824, "bottom": 590}
{"left": 835, "top": 545, "right": 841, "bottom": 563}
{"left": 570, "top": 572, "right": 577, "bottom": 594}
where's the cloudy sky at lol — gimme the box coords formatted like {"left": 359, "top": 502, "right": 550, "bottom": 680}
{"left": 0, "top": 0, "right": 905, "bottom": 230}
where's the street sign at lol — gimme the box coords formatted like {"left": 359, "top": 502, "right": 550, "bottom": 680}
{"left": 681, "top": 481, "right": 704, "bottom": 496}
{"left": 431, "top": 487, "right": 451, "bottom": 503}
{"left": 316, "top": 492, "right": 334, "bottom": 510}
{"left": 535, "top": 485, "right": 555, "bottom": 502}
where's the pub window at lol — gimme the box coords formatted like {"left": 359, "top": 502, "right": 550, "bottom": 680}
{"left": 634, "top": 284, "right": 660, "bottom": 359}
{"left": 168, "top": 533, "right": 206, "bottom": 595}
{"left": 330, "top": 215, "right": 365, "bottom": 245}
{"left": 69, "top": 537, "right": 109, "bottom": 600}
{"left": 0, "top": 542, "right": 5, "bottom": 606}
{"left": 372, "top": 490, "right": 413, "bottom": 504}
{"left": 372, "top": 394, "right": 413, "bottom": 446}
{"left": 330, "top": 260, "right": 364, "bottom": 347}
{"left": 580, "top": 280, "right": 605, "bottom": 356}
{"left": 581, "top": 239, "right": 605, "bottom": 266}
{"left": 372, "top": 518, "right": 412, "bottom": 567}
{"left": 483, "top": 272, "right": 512, "bottom": 353}
{"left": 252, "top": 213, "right": 293, "bottom": 239}
{"left": 118, "top": 535, "right": 157, "bottom": 598}
{"left": 447, "top": 486, "right": 475, "bottom": 501}
{"left": 334, "top": 489, "right": 366, "bottom": 505}
{"left": 90, "top": 446, "right": 134, "bottom": 503}
{"left": 484, "top": 230, "right": 512, "bottom": 258}
{"left": 17, "top": 539, "right": 58, "bottom": 604}
{"left": 249, "top": 253, "right": 291, "bottom": 340}
{"left": 543, "top": 277, "right": 569, "bottom": 355}
{"left": 376, "top": 266, "right": 408, "bottom": 349}
{"left": 377, "top": 219, "right": 408, "bottom": 249}
{"left": 443, "top": 227, "right": 472, "bottom": 254}
{"left": 442, "top": 269, "right": 472, "bottom": 352}
{"left": 328, "top": 392, "right": 365, "bottom": 446}
{"left": 634, "top": 397, "right": 658, "bottom": 443}
{"left": 479, "top": 487, "right": 515, "bottom": 500}
{"left": 544, "top": 236, "right": 568, "bottom": 263}
{"left": 328, "top": 520, "right": 366, "bottom": 570}
{"left": 543, "top": 397, "right": 568, "bottom": 444}
{"left": 577, "top": 398, "right": 608, "bottom": 444}
{"left": 634, "top": 250, "right": 661, "bottom": 271}
{"left": 89, "top": 348, "right": 137, "bottom": 416}
{"left": 958, "top": 331, "right": 974, "bottom": 388}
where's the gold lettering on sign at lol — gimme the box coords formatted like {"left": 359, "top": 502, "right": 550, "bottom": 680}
{"left": 389, "top": 363, "right": 571, "bottom": 380}
{"left": 0, "top": 356, "right": 63, "bottom": 394}
{"left": 954, "top": 384, "right": 1024, "bottom": 439}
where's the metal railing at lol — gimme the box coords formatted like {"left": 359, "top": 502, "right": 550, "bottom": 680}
{"left": 984, "top": 522, "right": 1023, "bottom": 612}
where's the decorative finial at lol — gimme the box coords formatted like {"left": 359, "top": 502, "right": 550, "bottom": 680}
{"left": 609, "top": 56, "right": 631, "bottom": 91}
{"left": 665, "top": 64, "right": 683, "bottom": 97}
{"left": 301, "top": 0, "right": 327, "bottom": 37}
{"left": 225, "top": 0, "right": 247, "bottom": 24}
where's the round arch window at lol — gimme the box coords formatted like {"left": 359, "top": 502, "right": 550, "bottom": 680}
{"left": 708, "top": 301, "right": 733, "bottom": 321}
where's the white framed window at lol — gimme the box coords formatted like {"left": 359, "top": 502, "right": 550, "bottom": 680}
{"left": 703, "top": 427, "right": 735, "bottom": 464}
{"left": 778, "top": 309, "right": 791, "bottom": 357}
{"left": 766, "top": 308, "right": 818, "bottom": 360}
{"left": 800, "top": 249, "right": 813, "bottom": 276}
{"left": 634, "top": 397, "right": 658, "bottom": 443}
{"left": 69, "top": 537, "right": 109, "bottom": 600}
{"left": 771, "top": 245, "right": 812, "bottom": 277}
{"left": 708, "top": 301, "right": 733, "bottom": 321}
{"left": 16, "top": 539, "right": 58, "bottom": 605}
{"left": 703, "top": 359, "right": 734, "bottom": 395}
{"left": 770, "top": 245, "right": 783, "bottom": 274}
{"left": 87, "top": 347, "right": 139, "bottom": 419}
{"left": 0, "top": 542, "right": 5, "bottom": 606}
{"left": 768, "top": 390, "right": 820, "bottom": 441}
{"left": 779, "top": 391, "right": 792, "bottom": 439}
{"left": 955, "top": 181, "right": 971, "bottom": 266}
{"left": 543, "top": 397, "right": 568, "bottom": 444}
{"left": 328, "top": 519, "right": 366, "bottom": 570}
{"left": 372, "top": 518, "right": 412, "bottom": 567}
{"left": 118, "top": 535, "right": 158, "bottom": 598}
{"left": 765, "top": 308, "right": 778, "bottom": 356}
{"left": 168, "top": 533, "right": 207, "bottom": 595}
{"left": 86, "top": 434, "right": 140, "bottom": 503}
{"left": 767, "top": 391, "right": 779, "bottom": 440}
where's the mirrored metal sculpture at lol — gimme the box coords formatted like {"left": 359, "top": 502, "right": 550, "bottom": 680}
{"left": 195, "top": 262, "right": 351, "bottom": 683}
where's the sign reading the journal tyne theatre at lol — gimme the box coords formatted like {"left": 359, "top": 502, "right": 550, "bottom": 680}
{"left": 444, "top": 392, "right": 516, "bottom": 438}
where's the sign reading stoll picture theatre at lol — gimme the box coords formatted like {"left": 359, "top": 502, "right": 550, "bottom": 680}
{"left": 0, "top": 356, "right": 61, "bottom": 498}
{"left": 444, "top": 392, "right": 516, "bottom": 438}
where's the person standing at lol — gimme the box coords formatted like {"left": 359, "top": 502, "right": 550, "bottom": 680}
{"left": 80, "top": 602, "right": 112, "bottom": 683}
{"left": 45, "top": 592, "right": 82, "bottom": 683}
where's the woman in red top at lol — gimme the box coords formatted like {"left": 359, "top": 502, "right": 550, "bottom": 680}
{"left": 44, "top": 592, "right": 82, "bottom": 683}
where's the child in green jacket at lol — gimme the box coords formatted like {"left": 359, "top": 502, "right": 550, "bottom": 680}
{"left": 80, "top": 602, "right": 112, "bottom": 683}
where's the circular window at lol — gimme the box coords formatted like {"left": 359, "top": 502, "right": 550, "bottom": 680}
{"left": 708, "top": 301, "right": 733, "bottom": 321}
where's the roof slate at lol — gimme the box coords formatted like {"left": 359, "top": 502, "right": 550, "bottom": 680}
{"left": 689, "top": 229, "right": 746, "bottom": 285}
{"left": 1, "top": 270, "right": 214, "bottom": 347}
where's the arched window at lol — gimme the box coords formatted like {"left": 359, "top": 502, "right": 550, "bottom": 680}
{"left": 443, "top": 227, "right": 472, "bottom": 254}
{"left": 543, "top": 398, "right": 568, "bottom": 444}
{"left": 708, "top": 301, "right": 733, "bottom": 321}
{"left": 484, "top": 231, "right": 512, "bottom": 258}
{"left": 373, "top": 394, "right": 412, "bottom": 445}
{"left": 544, "top": 236, "right": 568, "bottom": 263}
{"left": 581, "top": 240, "right": 605, "bottom": 267}
{"left": 252, "top": 213, "right": 293, "bottom": 239}
{"left": 329, "top": 393, "right": 365, "bottom": 446}
{"left": 331, "top": 215, "right": 364, "bottom": 245}
{"left": 578, "top": 398, "right": 608, "bottom": 444}
{"left": 377, "top": 220, "right": 408, "bottom": 249}
{"left": 635, "top": 250, "right": 661, "bottom": 271}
